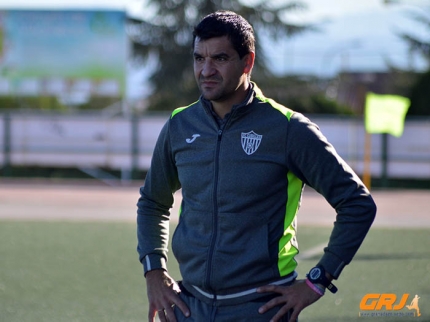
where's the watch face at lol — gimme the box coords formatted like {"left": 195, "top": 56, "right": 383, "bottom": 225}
{"left": 309, "top": 267, "right": 321, "bottom": 280}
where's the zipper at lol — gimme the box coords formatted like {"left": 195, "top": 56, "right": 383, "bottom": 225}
{"left": 204, "top": 128, "right": 223, "bottom": 292}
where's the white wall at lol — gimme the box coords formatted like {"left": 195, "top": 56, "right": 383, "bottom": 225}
{"left": 1, "top": 112, "right": 429, "bottom": 179}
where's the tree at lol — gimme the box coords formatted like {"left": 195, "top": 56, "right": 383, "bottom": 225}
{"left": 408, "top": 70, "right": 430, "bottom": 115}
{"left": 257, "top": 75, "right": 354, "bottom": 115}
{"left": 389, "top": 2, "right": 430, "bottom": 115}
{"left": 126, "top": 0, "right": 314, "bottom": 111}
{"left": 398, "top": 7, "right": 430, "bottom": 65}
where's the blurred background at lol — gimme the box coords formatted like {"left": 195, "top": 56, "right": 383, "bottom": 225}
{"left": 0, "top": 0, "right": 429, "bottom": 189}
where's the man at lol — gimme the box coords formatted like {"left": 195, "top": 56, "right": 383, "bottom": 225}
{"left": 137, "top": 11, "right": 376, "bottom": 322}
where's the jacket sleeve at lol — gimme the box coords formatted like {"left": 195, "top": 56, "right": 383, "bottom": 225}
{"left": 136, "top": 119, "right": 181, "bottom": 276}
{"left": 286, "top": 113, "right": 376, "bottom": 278}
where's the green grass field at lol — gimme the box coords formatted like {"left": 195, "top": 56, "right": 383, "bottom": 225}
{"left": 0, "top": 221, "right": 428, "bottom": 322}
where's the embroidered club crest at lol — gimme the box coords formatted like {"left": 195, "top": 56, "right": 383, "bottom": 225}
{"left": 241, "top": 131, "right": 262, "bottom": 155}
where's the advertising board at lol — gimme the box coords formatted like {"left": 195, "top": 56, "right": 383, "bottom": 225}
{"left": 0, "top": 9, "right": 127, "bottom": 99}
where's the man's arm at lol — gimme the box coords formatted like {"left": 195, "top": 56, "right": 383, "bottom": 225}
{"left": 137, "top": 121, "right": 179, "bottom": 273}
{"left": 286, "top": 113, "right": 377, "bottom": 278}
{"left": 258, "top": 113, "right": 376, "bottom": 322}
{"left": 136, "top": 121, "right": 188, "bottom": 321}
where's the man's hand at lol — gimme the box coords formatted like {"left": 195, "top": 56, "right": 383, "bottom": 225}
{"left": 257, "top": 279, "right": 323, "bottom": 322}
{"left": 146, "top": 269, "right": 190, "bottom": 322}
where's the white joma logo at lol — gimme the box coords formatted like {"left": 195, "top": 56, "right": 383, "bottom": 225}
{"left": 186, "top": 134, "right": 200, "bottom": 143}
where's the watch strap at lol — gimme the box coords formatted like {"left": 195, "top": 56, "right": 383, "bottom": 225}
{"left": 307, "top": 265, "right": 338, "bottom": 294}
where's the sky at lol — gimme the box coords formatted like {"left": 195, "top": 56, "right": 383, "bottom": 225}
{"left": 272, "top": 0, "right": 430, "bottom": 76}
{"left": 0, "top": 0, "right": 428, "bottom": 97}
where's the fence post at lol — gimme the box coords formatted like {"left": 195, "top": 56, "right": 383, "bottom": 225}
{"left": 381, "top": 133, "right": 389, "bottom": 187}
{"left": 131, "top": 112, "right": 139, "bottom": 181}
{"left": 3, "top": 112, "right": 11, "bottom": 177}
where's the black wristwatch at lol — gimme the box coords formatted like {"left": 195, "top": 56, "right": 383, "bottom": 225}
{"left": 306, "top": 265, "right": 338, "bottom": 294}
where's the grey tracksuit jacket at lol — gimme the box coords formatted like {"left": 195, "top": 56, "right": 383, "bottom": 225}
{"left": 137, "top": 83, "right": 376, "bottom": 296}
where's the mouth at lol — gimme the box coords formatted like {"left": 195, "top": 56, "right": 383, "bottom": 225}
{"left": 200, "top": 78, "right": 221, "bottom": 87}
{"left": 200, "top": 81, "right": 218, "bottom": 87}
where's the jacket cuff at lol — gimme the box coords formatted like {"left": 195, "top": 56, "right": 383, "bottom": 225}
{"left": 142, "top": 254, "right": 167, "bottom": 276}
{"left": 317, "top": 250, "right": 346, "bottom": 279}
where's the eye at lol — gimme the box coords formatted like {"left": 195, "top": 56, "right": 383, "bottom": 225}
{"left": 215, "top": 55, "right": 228, "bottom": 62}
{"left": 193, "top": 55, "right": 204, "bottom": 62}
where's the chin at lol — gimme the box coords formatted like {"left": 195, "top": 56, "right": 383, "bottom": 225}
{"left": 201, "top": 92, "right": 219, "bottom": 101}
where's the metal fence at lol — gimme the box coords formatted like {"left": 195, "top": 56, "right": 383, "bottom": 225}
{"left": 1, "top": 111, "right": 430, "bottom": 182}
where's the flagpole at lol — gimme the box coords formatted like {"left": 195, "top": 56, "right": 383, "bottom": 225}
{"left": 363, "top": 131, "right": 372, "bottom": 190}
{"left": 381, "top": 133, "right": 389, "bottom": 188}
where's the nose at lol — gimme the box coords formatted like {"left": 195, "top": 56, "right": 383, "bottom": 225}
{"left": 201, "top": 59, "right": 216, "bottom": 78}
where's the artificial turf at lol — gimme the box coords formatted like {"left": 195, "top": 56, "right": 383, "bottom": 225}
{"left": 0, "top": 222, "right": 428, "bottom": 321}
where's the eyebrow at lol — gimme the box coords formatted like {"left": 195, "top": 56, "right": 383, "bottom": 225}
{"left": 213, "top": 53, "right": 230, "bottom": 60}
{"left": 193, "top": 52, "right": 231, "bottom": 59}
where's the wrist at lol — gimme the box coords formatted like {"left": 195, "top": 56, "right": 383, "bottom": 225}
{"left": 305, "top": 278, "right": 325, "bottom": 296}
{"left": 145, "top": 268, "right": 166, "bottom": 279}
{"left": 142, "top": 254, "right": 167, "bottom": 276}
{"left": 306, "top": 265, "right": 338, "bottom": 294}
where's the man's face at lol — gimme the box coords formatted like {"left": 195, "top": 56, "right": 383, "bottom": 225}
{"left": 193, "top": 36, "right": 253, "bottom": 104}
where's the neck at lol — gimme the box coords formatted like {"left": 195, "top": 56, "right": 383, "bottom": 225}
{"left": 212, "top": 103, "right": 232, "bottom": 119}
{"left": 212, "top": 82, "right": 251, "bottom": 119}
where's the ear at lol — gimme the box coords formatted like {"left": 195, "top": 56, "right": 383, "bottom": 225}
{"left": 243, "top": 52, "right": 255, "bottom": 74}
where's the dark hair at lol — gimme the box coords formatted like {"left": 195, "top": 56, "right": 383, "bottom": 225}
{"left": 192, "top": 11, "right": 255, "bottom": 59}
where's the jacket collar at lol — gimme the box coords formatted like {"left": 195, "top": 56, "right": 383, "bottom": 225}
{"left": 200, "top": 82, "right": 261, "bottom": 114}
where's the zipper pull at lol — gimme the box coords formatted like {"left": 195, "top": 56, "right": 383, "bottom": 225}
{"left": 217, "top": 129, "right": 223, "bottom": 140}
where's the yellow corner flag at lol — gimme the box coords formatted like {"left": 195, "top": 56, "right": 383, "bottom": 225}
{"left": 365, "top": 93, "right": 410, "bottom": 137}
